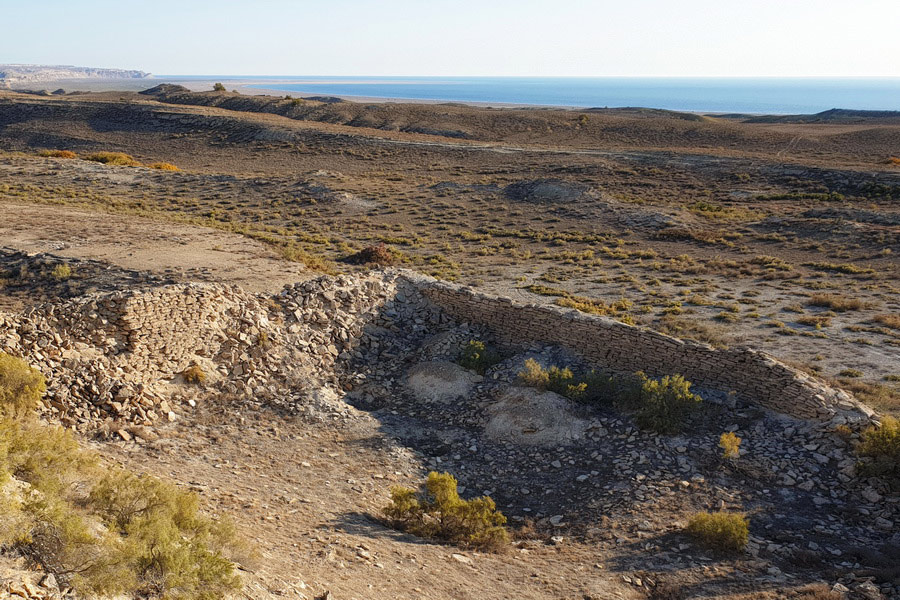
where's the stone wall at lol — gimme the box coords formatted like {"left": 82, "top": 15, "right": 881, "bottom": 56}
{"left": 0, "top": 265, "right": 876, "bottom": 428}
{"left": 401, "top": 271, "right": 874, "bottom": 424}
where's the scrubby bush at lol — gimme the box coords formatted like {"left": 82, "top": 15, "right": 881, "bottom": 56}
{"left": 856, "top": 416, "right": 900, "bottom": 488}
{"left": 0, "top": 352, "right": 46, "bottom": 418}
{"left": 213, "top": 83, "right": 226, "bottom": 92}
{"left": 0, "top": 357, "right": 243, "bottom": 598}
{"left": 686, "top": 511, "right": 749, "bottom": 552}
{"left": 632, "top": 372, "right": 702, "bottom": 434}
{"left": 517, "top": 358, "right": 615, "bottom": 403}
{"left": 85, "top": 152, "right": 141, "bottom": 166}
{"left": 384, "top": 471, "right": 508, "bottom": 550}
{"left": 89, "top": 470, "right": 241, "bottom": 599}
{"left": 181, "top": 365, "right": 206, "bottom": 385}
{"left": 149, "top": 162, "right": 180, "bottom": 171}
{"left": 37, "top": 149, "right": 77, "bottom": 159}
{"left": 719, "top": 432, "right": 741, "bottom": 459}
{"left": 457, "top": 340, "right": 501, "bottom": 375}
{"left": 50, "top": 263, "right": 72, "bottom": 280}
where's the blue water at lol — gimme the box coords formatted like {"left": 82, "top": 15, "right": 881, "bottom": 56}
{"left": 237, "top": 76, "right": 900, "bottom": 114}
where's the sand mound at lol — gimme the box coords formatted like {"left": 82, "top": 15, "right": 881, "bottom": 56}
{"left": 405, "top": 361, "right": 482, "bottom": 404}
{"left": 484, "top": 386, "right": 588, "bottom": 446}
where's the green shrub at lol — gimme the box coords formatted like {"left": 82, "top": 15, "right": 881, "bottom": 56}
{"left": 719, "top": 432, "right": 741, "bottom": 459}
{"left": 90, "top": 469, "right": 241, "bottom": 599}
{"left": 457, "top": 340, "right": 501, "bottom": 375}
{"left": 856, "top": 416, "right": 900, "bottom": 488}
{"left": 384, "top": 472, "right": 508, "bottom": 550}
{"left": 85, "top": 152, "right": 140, "bottom": 166}
{"left": 0, "top": 352, "right": 46, "bottom": 418}
{"left": 632, "top": 372, "right": 702, "bottom": 434}
{"left": 0, "top": 357, "right": 243, "bottom": 598}
{"left": 686, "top": 511, "right": 749, "bottom": 552}
{"left": 213, "top": 82, "right": 226, "bottom": 92}
{"left": 50, "top": 263, "right": 72, "bottom": 280}
{"left": 518, "top": 358, "right": 616, "bottom": 404}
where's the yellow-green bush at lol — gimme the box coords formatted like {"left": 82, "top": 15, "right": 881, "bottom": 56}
{"left": 0, "top": 358, "right": 243, "bottom": 598}
{"left": 633, "top": 372, "right": 702, "bottom": 434}
{"left": 384, "top": 471, "right": 509, "bottom": 550}
{"left": 89, "top": 470, "right": 241, "bottom": 599}
{"left": 0, "top": 352, "right": 46, "bottom": 418}
{"left": 686, "top": 511, "right": 749, "bottom": 552}
{"left": 457, "top": 340, "right": 501, "bottom": 375}
{"left": 50, "top": 263, "right": 72, "bottom": 280}
{"left": 85, "top": 152, "right": 141, "bottom": 166}
{"left": 517, "top": 359, "right": 614, "bottom": 403}
{"left": 719, "top": 432, "right": 741, "bottom": 459}
{"left": 856, "top": 416, "right": 900, "bottom": 488}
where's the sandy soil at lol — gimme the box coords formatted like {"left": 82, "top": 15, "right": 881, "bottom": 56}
{"left": 0, "top": 202, "right": 309, "bottom": 293}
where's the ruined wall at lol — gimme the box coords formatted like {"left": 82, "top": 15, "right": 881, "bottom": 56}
{"left": 0, "top": 266, "right": 876, "bottom": 427}
{"left": 402, "top": 272, "right": 874, "bottom": 424}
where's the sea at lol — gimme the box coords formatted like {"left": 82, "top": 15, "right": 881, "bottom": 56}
{"left": 237, "top": 76, "right": 900, "bottom": 114}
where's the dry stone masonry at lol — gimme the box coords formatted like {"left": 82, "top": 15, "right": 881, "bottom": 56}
{"left": 0, "top": 267, "right": 875, "bottom": 431}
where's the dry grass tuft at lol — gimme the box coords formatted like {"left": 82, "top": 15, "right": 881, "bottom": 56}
{"left": 807, "top": 294, "right": 865, "bottom": 312}
{"left": 85, "top": 152, "right": 141, "bottom": 166}
{"left": 874, "top": 314, "right": 900, "bottom": 330}
{"left": 686, "top": 511, "right": 749, "bottom": 552}
{"left": 37, "top": 149, "right": 77, "bottom": 159}
{"left": 148, "top": 161, "right": 179, "bottom": 171}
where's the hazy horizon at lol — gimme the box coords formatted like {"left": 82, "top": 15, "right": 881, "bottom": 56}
{"left": 2, "top": 0, "right": 899, "bottom": 78}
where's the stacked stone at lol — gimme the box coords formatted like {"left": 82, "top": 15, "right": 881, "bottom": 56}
{"left": 0, "top": 265, "right": 877, "bottom": 432}
{"left": 400, "top": 270, "right": 876, "bottom": 427}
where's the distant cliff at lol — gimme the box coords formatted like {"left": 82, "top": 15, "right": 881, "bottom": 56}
{"left": 0, "top": 64, "right": 150, "bottom": 87}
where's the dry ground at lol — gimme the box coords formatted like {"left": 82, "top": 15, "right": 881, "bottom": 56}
{"left": 1, "top": 89, "right": 897, "bottom": 414}
{"left": 0, "top": 90, "right": 898, "bottom": 599}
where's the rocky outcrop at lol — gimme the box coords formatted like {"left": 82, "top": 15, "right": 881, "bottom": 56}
{"left": 0, "top": 64, "right": 150, "bottom": 87}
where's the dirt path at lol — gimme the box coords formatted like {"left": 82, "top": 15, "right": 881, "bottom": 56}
{"left": 0, "top": 201, "right": 309, "bottom": 293}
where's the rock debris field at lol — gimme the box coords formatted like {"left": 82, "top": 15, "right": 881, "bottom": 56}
{"left": 0, "top": 249, "right": 897, "bottom": 599}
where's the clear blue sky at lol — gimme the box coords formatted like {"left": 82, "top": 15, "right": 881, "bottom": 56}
{"left": 2, "top": 0, "right": 898, "bottom": 77}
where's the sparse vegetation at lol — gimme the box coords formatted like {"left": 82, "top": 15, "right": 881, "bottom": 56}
{"left": 0, "top": 352, "right": 46, "bottom": 418}
{"left": 686, "top": 511, "right": 749, "bottom": 553}
{"left": 632, "top": 372, "right": 702, "bottom": 434}
{"left": 181, "top": 365, "right": 206, "bottom": 385}
{"left": 37, "top": 149, "right": 77, "bottom": 159}
{"left": 85, "top": 152, "right": 140, "bottom": 166}
{"left": 149, "top": 162, "right": 180, "bottom": 171}
{"left": 457, "top": 340, "right": 501, "bottom": 375}
{"left": 807, "top": 294, "right": 866, "bottom": 312}
{"left": 874, "top": 314, "right": 900, "bottom": 330}
{"left": 50, "top": 263, "right": 73, "bottom": 280}
{"left": 517, "top": 359, "right": 614, "bottom": 404}
{"left": 383, "top": 471, "right": 509, "bottom": 550}
{"left": 719, "top": 432, "right": 741, "bottom": 459}
{"left": 0, "top": 361, "right": 243, "bottom": 598}
{"left": 213, "top": 82, "right": 226, "bottom": 92}
{"left": 856, "top": 416, "right": 900, "bottom": 488}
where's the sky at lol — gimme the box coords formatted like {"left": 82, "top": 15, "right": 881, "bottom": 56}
{"left": 2, "top": 0, "right": 899, "bottom": 77}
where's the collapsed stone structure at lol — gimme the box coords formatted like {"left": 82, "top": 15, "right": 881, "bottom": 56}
{"left": 0, "top": 267, "right": 875, "bottom": 432}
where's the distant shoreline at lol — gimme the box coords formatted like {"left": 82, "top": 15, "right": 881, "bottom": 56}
{"left": 7, "top": 75, "right": 900, "bottom": 115}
